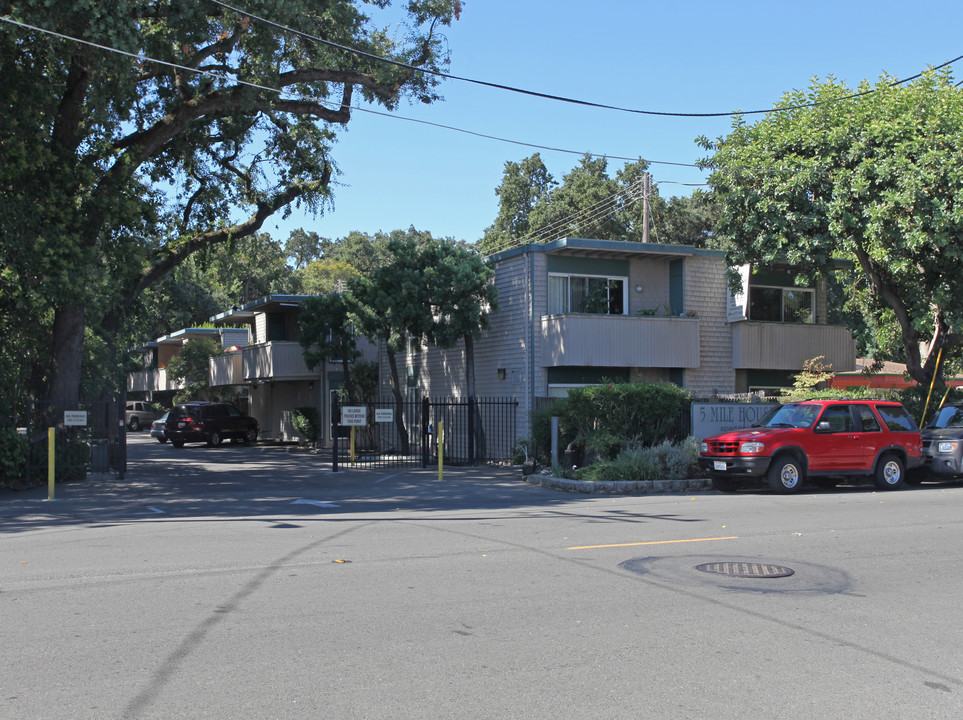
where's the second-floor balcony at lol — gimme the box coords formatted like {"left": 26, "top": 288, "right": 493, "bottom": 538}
{"left": 540, "top": 314, "right": 701, "bottom": 368}
{"left": 242, "top": 341, "right": 318, "bottom": 382}
{"left": 127, "top": 369, "right": 155, "bottom": 393}
{"left": 210, "top": 353, "right": 244, "bottom": 387}
{"left": 731, "top": 321, "right": 856, "bottom": 371}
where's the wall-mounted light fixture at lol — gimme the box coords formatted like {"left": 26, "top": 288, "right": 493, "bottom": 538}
{"left": 497, "top": 368, "right": 507, "bottom": 380}
{"left": 635, "top": 284, "right": 643, "bottom": 293}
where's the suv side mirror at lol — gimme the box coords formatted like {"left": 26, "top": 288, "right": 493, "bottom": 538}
{"left": 815, "top": 421, "right": 832, "bottom": 433}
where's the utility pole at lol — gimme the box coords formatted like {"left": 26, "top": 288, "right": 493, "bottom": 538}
{"left": 642, "top": 172, "right": 651, "bottom": 244}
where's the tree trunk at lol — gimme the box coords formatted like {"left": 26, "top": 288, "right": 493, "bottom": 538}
{"left": 341, "top": 356, "right": 355, "bottom": 402}
{"left": 386, "top": 349, "right": 410, "bottom": 455}
{"left": 48, "top": 304, "right": 85, "bottom": 408}
{"left": 464, "top": 332, "right": 476, "bottom": 398}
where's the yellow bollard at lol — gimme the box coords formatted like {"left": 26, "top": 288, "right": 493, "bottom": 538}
{"left": 47, "top": 427, "right": 55, "bottom": 500}
{"left": 437, "top": 421, "right": 444, "bottom": 482}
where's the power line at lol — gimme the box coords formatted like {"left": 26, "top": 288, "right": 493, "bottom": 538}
{"left": 0, "top": 15, "right": 834, "bottom": 177}
{"left": 0, "top": 14, "right": 700, "bottom": 170}
{"left": 210, "top": 0, "right": 963, "bottom": 118}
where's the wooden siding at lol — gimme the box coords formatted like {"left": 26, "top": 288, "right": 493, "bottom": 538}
{"left": 243, "top": 342, "right": 318, "bottom": 381}
{"left": 684, "top": 255, "right": 736, "bottom": 396}
{"left": 731, "top": 321, "right": 856, "bottom": 371}
{"left": 540, "top": 315, "right": 700, "bottom": 367}
{"left": 209, "top": 353, "right": 243, "bottom": 386}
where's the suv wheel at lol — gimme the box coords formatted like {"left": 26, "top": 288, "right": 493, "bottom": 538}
{"left": 207, "top": 430, "right": 222, "bottom": 448}
{"left": 171, "top": 439, "right": 184, "bottom": 448}
{"left": 873, "top": 454, "right": 905, "bottom": 490}
{"left": 244, "top": 427, "right": 258, "bottom": 445}
{"left": 768, "top": 456, "right": 804, "bottom": 493}
{"left": 129, "top": 417, "right": 140, "bottom": 432}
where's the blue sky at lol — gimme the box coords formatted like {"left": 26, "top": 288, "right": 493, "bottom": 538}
{"left": 269, "top": 0, "right": 963, "bottom": 246}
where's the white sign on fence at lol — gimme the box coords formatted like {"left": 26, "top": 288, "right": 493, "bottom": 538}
{"left": 64, "top": 410, "right": 88, "bottom": 427}
{"left": 691, "top": 402, "right": 774, "bottom": 440}
{"left": 340, "top": 406, "right": 367, "bottom": 426}
{"left": 375, "top": 409, "right": 393, "bottom": 423}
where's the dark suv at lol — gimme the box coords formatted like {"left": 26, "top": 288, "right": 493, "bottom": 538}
{"left": 166, "top": 402, "right": 259, "bottom": 448}
{"left": 918, "top": 404, "right": 963, "bottom": 480}
{"left": 699, "top": 399, "right": 922, "bottom": 493}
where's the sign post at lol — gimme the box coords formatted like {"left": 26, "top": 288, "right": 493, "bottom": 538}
{"left": 340, "top": 406, "right": 367, "bottom": 465}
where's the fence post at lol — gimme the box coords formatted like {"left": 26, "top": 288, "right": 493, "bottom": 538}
{"left": 47, "top": 427, "right": 55, "bottom": 500}
{"left": 421, "top": 397, "right": 430, "bottom": 468}
{"left": 467, "top": 396, "right": 475, "bottom": 464}
{"left": 332, "top": 394, "right": 339, "bottom": 473}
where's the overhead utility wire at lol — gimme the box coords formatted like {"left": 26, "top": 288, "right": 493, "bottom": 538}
{"left": 0, "top": 14, "right": 702, "bottom": 170}
{"left": 0, "top": 16, "right": 824, "bottom": 177}
{"left": 210, "top": 0, "right": 963, "bottom": 118}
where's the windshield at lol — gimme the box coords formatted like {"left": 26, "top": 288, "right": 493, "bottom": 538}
{"left": 754, "top": 403, "right": 821, "bottom": 429}
{"left": 928, "top": 406, "right": 963, "bottom": 429}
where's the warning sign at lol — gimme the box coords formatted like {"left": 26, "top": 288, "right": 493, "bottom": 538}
{"left": 340, "top": 406, "right": 367, "bottom": 426}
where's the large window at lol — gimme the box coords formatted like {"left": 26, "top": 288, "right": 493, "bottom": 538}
{"left": 548, "top": 274, "right": 626, "bottom": 315}
{"left": 748, "top": 286, "right": 814, "bottom": 323}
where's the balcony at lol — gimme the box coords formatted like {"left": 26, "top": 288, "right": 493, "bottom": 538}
{"left": 242, "top": 341, "right": 318, "bottom": 382}
{"left": 210, "top": 353, "right": 244, "bottom": 386}
{"left": 731, "top": 321, "right": 856, "bottom": 371}
{"left": 127, "top": 369, "right": 155, "bottom": 393}
{"left": 540, "top": 314, "right": 700, "bottom": 368}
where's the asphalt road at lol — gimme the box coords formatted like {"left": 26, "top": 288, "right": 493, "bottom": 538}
{"left": 2, "top": 433, "right": 963, "bottom": 719}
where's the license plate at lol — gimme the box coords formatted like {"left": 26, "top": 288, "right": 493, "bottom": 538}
{"left": 178, "top": 421, "right": 186, "bottom": 428}
{"left": 713, "top": 461, "right": 727, "bottom": 471}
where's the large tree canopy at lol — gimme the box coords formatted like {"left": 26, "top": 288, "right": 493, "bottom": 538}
{"left": 699, "top": 70, "right": 963, "bottom": 385}
{"left": 0, "top": 0, "right": 462, "bottom": 412}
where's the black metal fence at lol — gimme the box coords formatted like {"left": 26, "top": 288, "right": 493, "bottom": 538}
{"left": 331, "top": 395, "right": 518, "bottom": 471}
{"left": 22, "top": 395, "right": 127, "bottom": 486}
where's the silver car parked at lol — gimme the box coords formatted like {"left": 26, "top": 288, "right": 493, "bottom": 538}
{"left": 126, "top": 401, "right": 162, "bottom": 432}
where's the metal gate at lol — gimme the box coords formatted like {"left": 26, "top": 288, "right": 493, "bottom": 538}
{"left": 331, "top": 395, "right": 518, "bottom": 471}
{"left": 23, "top": 395, "right": 127, "bottom": 486}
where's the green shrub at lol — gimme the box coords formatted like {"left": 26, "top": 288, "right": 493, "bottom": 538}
{"left": 639, "top": 437, "right": 701, "bottom": 479}
{"left": 574, "top": 455, "right": 658, "bottom": 483}
{"left": 560, "top": 382, "right": 693, "bottom": 448}
{"left": 0, "top": 427, "right": 28, "bottom": 489}
{"left": 292, "top": 406, "right": 320, "bottom": 444}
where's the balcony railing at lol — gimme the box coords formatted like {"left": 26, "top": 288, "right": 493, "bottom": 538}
{"left": 242, "top": 341, "right": 318, "bottom": 381}
{"left": 210, "top": 353, "right": 244, "bottom": 386}
{"left": 540, "top": 314, "right": 701, "bottom": 368}
{"left": 731, "top": 321, "right": 856, "bottom": 371}
{"left": 126, "top": 369, "right": 155, "bottom": 393}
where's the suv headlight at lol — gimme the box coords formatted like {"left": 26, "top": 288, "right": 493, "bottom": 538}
{"left": 937, "top": 441, "right": 959, "bottom": 454}
{"left": 700, "top": 442, "right": 708, "bottom": 453}
{"left": 739, "top": 441, "right": 765, "bottom": 454}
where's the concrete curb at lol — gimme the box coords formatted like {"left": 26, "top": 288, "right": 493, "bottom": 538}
{"left": 524, "top": 473, "right": 714, "bottom": 494}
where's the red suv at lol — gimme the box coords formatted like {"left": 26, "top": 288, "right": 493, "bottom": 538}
{"left": 699, "top": 399, "right": 922, "bottom": 493}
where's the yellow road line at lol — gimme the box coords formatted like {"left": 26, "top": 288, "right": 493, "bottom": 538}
{"left": 567, "top": 536, "right": 739, "bottom": 550}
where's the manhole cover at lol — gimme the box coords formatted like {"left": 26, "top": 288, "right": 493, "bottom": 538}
{"left": 695, "top": 561, "right": 794, "bottom": 578}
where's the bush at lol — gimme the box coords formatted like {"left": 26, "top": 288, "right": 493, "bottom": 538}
{"left": 292, "top": 406, "right": 320, "bottom": 445}
{"left": 0, "top": 427, "right": 28, "bottom": 489}
{"left": 574, "top": 454, "right": 658, "bottom": 483}
{"left": 639, "top": 437, "right": 701, "bottom": 479}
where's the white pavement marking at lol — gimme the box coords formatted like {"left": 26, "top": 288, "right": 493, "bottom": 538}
{"left": 291, "top": 499, "right": 340, "bottom": 508}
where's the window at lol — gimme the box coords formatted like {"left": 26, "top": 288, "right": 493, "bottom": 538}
{"left": 548, "top": 274, "right": 626, "bottom": 315}
{"left": 818, "top": 405, "right": 855, "bottom": 432}
{"left": 854, "top": 405, "right": 881, "bottom": 432}
{"left": 875, "top": 404, "right": 918, "bottom": 432}
{"left": 748, "top": 285, "right": 814, "bottom": 323}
